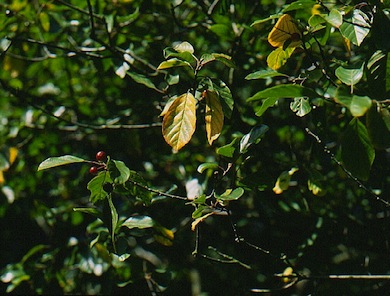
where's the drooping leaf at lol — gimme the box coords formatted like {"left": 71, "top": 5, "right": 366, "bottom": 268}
{"left": 87, "top": 171, "right": 112, "bottom": 203}
{"left": 341, "top": 118, "right": 375, "bottom": 181}
{"left": 73, "top": 207, "right": 102, "bottom": 219}
{"left": 197, "top": 162, "right": 219, "bottom": 174}
{"left": 273, "top": 167, "right": 299, "bottom": 194}
{"left": 290, "top": 97, "right": 312, "bottom": 117}
{"left": 162, "top": 92, "right": 197, "bottom": 151}
{"left": 126, "top": 72, "right": 158, "bottom": 90}
{"left": 107, "top": 195, "right": 119, "bottom": 249}
{"left": 335, "top": 62, "right": 364, "bottom": 91}
{"left": 110, "top": 160, "right": 131, "bottom": 184}
{"left": 37, "top": 155, "right": 85, "bottom": 171}
{"left": 240, "top": 125, "right": 269, "bottom": 154}
{"left": 254, "top": 97, "right": 279, "bottom": 116}
{"left": 247, "top": 84, "right": 319, "bottom": 102}
{"left": 216, "top": 138, "right": 238, "bottom": 158}
{"left": 334, "top": 92, "right": 372, "bottom": 117}
{"left": 339, "top": 10, "right": 370, "bottom": 46}
{"left": 122, "top": 216, "right": 155, "bottom": 229}
{"left": 205, "top": 90, "right": 224, "bottom": 145}
{"left": 366, "top": 104, "right": 390, "bottom": 149}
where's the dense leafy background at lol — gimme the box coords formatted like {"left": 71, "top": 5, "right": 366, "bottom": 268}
{"left": 1, "top": 0, "right": 389, "bottom": 295}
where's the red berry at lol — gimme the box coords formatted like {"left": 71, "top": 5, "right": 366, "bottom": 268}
{"left": 96, "top": 151, "right": 106, "bottom": 161}
{"left": 89, "top": 166, "right": 98, "bottom": 175}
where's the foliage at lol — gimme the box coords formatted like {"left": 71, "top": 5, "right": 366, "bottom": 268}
{"left": 1, "top": 0, "right": 390, "bottom": 295}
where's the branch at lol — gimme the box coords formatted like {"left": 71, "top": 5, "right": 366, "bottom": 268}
{"left": 305, "top": 128, "right": 390, "bottom": 207}
{"left": 127, "top": 179, "right": 189, "bottom": 201}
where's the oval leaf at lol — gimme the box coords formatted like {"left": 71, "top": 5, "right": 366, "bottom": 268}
{"left": 205, "top": 91, "right": 224, "bottom": 145}
{"left": 38, "top": 155, "right": 85, "bottom": 171}
{"left": 248, "top": 84, "right": 319, "bottom": 102}
{"left": 162, "top": 92, "right": 197, "bottom": 151}
{"left": 341, "top": 118, "right": 375, "bottom": 181}
{"left": 122, "top": 216, "right": 155, "bottom": 229}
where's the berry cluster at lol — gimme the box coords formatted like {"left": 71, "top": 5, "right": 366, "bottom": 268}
{"left": 89, "top": 151, "right": 107, "bottom": 175}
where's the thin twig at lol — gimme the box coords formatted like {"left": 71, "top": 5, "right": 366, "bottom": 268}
{"left": 127, "top": 179, "right": 189, "bottom": 201}
{"left": 305, "top": 128, "right": 390, "bottom": 207}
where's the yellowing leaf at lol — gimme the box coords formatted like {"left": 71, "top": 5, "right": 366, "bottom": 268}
{"left": 191, "top": 212, "right": 215, "bottom": 231}
{"left": 205, "top": 91, "right": 224, "bottom": 145}
{"left": 273, "top": 167, "right": 298, "bottom": 194}
{"left": 267, "top": 47, "right": 295, "bottom": 70}
{"left": 9, "top": 147, "right": 18, "bottom": 165}
{"left": 0, "top": 171, "right": 4, "bottom": 184}
{"left": 268, "top": 14, "right": 302, "bottom": 48}
{"left": 162, "top": 92, "right": 197, "bottom": 151}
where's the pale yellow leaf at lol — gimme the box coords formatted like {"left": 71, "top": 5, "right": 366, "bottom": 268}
{"left": 162, "top": 92, "right": 197, "bottom": 151}
{"left": 205, "top": 91, "right": 224, "bottom": 145}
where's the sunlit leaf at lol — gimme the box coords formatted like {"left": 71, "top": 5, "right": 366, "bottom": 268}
{"left": 267, "top": 47, "right": 293, "bottom": 70}
{"left": 273, "top": 167, "right": 299, "bottom": 194}
{"left": 290, "top": 97, "right": 312, "bottom": 117}
{"left": 205, "top": 90, "right": 224, "bottom": 145}
{"left": 324, "top": 9, "right": 343, "bottom": 28}
{"left": 341, "top": 118, "right": 375, "bottom": 181}
{"left": 215, "top": 187, "right": 245, "bottom": 201}
{"left": 157, "top": 58, "right": 192, "bottom": 70}
{"left": 37, "top": 155, "right": 85, "bottom": 171}
{"left": 339, "top": 10, "right": 370, "bottom": 46}
{"left": 254, "top": 97, "right": 279, "bottom": 116}
{"left": 162, "top": 92, "right": 197, "bottom": 151}
{"left": 122, "top": 216, "right": 155, "bottom": 229}
{"left": 247, "top": 84, "right": 319, "bottom": 102}
{"left": 174, "top": 41, "right": 194, "bottom": 53}
{"left": 39, "top": 12, "right": 50, "bottom": 32}
{"left": 268, "top": 14, "right": 302, "bottom": 48}
{"left": 126, "top": 72, "right": 158, "bottom": 90}
{"left": 191, "top": 212, "right": 215, "bottom": 231}
{"left": 240, "top": 125, "right": 269, "bottom": 154}
{"left": 335, "top": 93, "right": 372, "bottom": 117}
{"left": 335, "top": 62, "right": 364, "bottom": 91}
{"left": 111, "top": 160, "right": 130, "bottom": 184}
{"left": 282, "top": 0, "right": 316, "bottom": 13}
{"left": 216, "top": 138, "right": 238, "bottom": 158}
{"left": 197, "top": 162, "right": 219, "bottom": 174}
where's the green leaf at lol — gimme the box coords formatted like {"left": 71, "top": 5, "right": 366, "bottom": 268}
{"left": 121, "top": 216, "right": 155, "bottom": 229}
{"left": 73, "top": 207, "right": 102, "bottom": 219}
{"left": 341, "top": 118, "right": 375, "bottom": 181}
{"left": 107, "top": 195, "right": 119, "bottom": 250}
{"left": 324, "top": 9, "right": 343, "bottom": 28}
{"left": 87, "top": 171, "right": 112, "bottom": 203}
{"left": 157, "top": 58, "right": 193, "bottom": 70}
{"left": 126, "top": 72, "right": 158, "bottom": 90}
{"left": 111, "top": 160, "right": 131, "bottom": 184}
{"left": 290, "top": 97, "right": 312, "bottom": 117}
{"left": 212, "top": 80, "right": 234, "bottom": 119}
{"left": 367, "top": 50, "right": 387, "bottom": 99}
{"left": 245, "top": 69, "right": 288, "bottom": 80}
{"left": 37, "top": 155, "right": 85, "bottom": 171}
{"left": 197, "top": 162, "right": 219, "bottom": 174}
{"left": 209, "top": 24, "right": 234, "bottom": 41}
{"left": 162, "top": 92, "right": 197, "bottom": 151}
{"left": 216, "top": 138, "right": 238, "bottom": 158}
{"left": 163, "top": 48, "right": 197, "bottom": 66}
{"left": 366, "top": 105, "right": 390, "bottom": 149}
{"left": 205, "top": 90, "right": 224, "bottom": 145}
{"left": 240, "top": 125, "right": 269, "bottom": 154}
{"left": 266, "top": 47, "right": 292, "bottom": 70}
{"left": 216, "top": 187, "right": 245, "bottom": 201}
{"left": 335, "top": 62, "right": 364, "bottom": 91}
{"left": 339, "top": 10, "right": 370, "bottom": 46}
{"left": 335, "top": 92, "right": 372, "bottom": 117}
{"left": 273, "top": 167, "right": 299, "bottom": 194}
{"left": 254, "top": 97, "right": 279, "bottom": 116}
{"left": 247, "top": 84, "right": 319, "bottom": 102}
{"left": 282, "top": 0, "right": 316, "bottom": 13}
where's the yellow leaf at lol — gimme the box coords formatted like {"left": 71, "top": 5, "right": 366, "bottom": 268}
{"left": 9, "top": 147, "right": 18, "bottom": 165}
{"left": 267, "top": 47, "right": 295, "bottom": 70}
{"left": 205, "top": 91, "right": 224, "bottom": 145}
{"left": 0, "top": 171, "right": 4, "bottom": 184}
{"left": 273, "top": 167, "right": 298, "bottom": 194}
{"left": 191, "top": 212, "right": 215, "bottom": 231}
{"left": 268, "top": 14, "right": 302, "bottom": 48}
{"left": 162, "top": 92, "right": 197, "bottom": 151}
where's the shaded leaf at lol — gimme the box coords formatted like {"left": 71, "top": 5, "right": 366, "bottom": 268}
{"left": 335, "top": 62, "right": 364, "bottom": 91}
{"left": 197, "top": 162, "right": 219, "bottom": 174}
{"left": 366, "top": 104, "right": 390, "bottom": 149}
{"left": 87, "top": 171, "right": 112, "bottom": 203}
{"left": 216, "top": 138, "right": 238, "bottom": 158}
{"left": 335, "top": 93, "right": 372, "bottom": 117}
{"left": 162, "top": 92, "right": 197, "bottom": 151}
{"left": 341, "top": 118, "right": 375, "bottom": 181}
{"left": 254, "top": 97, "right": 279, "bottom": 116}
{"left": 126, "top": 72, "right": 158, "bottom": 90}
{"left": 245, "top": 69, "right": 288, "bottom": 80}
{"left": 216, "top": 187, "right": 245, "bottom": 202}
{"left": 205, "top": 90, "right": 224, "bottom": 145}
{"left": 38, "top": 155, "right": 85, "bottom": 171}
